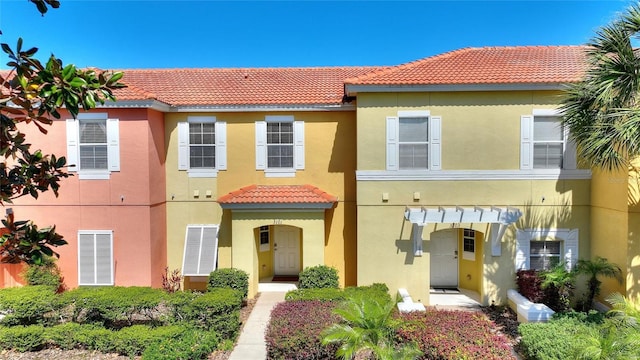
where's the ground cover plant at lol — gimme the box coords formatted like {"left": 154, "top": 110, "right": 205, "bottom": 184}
{"left": 397, "top": 310, "right": 515, "bottom": 360}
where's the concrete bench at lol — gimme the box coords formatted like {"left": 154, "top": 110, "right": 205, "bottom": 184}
{"left": 397, "top": 288, "right": 426, "bottom": 313}
{"left": 507, "top": 289, "right": 554, "bottom": 323}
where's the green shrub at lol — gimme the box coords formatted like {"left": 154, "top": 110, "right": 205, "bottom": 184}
{"left": 45, "top": 322, "right": 86, "bottom": 350}
{"left": 0, "top": 325, "right": 46, "bottom": 352}
{"left": 22, "top": 256, "right": 65, "bottom": 291}
{"left": 0, "top": 285, "right": 58, "bottom": 325}
{"left": 519, "top": 316, "right": 596, "bottom": 360}
{"left": 169, "top": 288, "right": 242, "bottom": 338}
{"left": 208, "top": 268, "right": 249, "bottom": 299}
{"left": 142, "top": 327, "right": 220, "bottom": 360}
{"left": 298, "top": 265, "right": 339, "bottom": 289}
{"left": 59, "top": 286, "right": 167, "bottom": 328}
{"left": 285, "top": 288, "right": 346, "bottom": 301}
{"left": 286, "top": 284, "right": 390, "bottom": 303}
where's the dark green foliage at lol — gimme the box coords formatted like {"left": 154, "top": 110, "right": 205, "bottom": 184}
{"left": 0, "top": 325, "right": 46, "bottom": 352}
{"left": 519, "top": 316, "right": 596, "bottom": 360}
{"left": 22, "top": 256, "right": 65, "bottom": 292}
{"left": 298, "top": 265, "right": 339, "bottom": 289}
{"left": 0, "top": 285, "right": 58, "bottom": 325}
{"left": 398, "top": 310, "right": 515, "bottom": 360}
{"left": 142, "top": 328, "right": 220, "bottom": 360}
{"left": 266, "top": 300, "right": 341, "bottom": 360}
{"left": 168, "top": 288, "right": 242, "bottom": 337}
{"left": 208, "top": 268, "right": 249, "bottom": 299}
{"left": 44, "top": 322, "right": 86, "bottom": 350}
{"left": 59, "top": 286, "right": 167, "bottom": 328}
{"left": 285, "top": 288, "right": 346, "bottom": 302}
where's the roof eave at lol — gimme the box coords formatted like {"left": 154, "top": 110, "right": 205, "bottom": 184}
{"left": 219, "top": 202, "right": 335, "bottom": 210}
{"left": 97, "top": 101, "right": 355, "bottom": 113}
{"left": 98, "top": 99, "right": 172, "bottom": 112}
{"left": 345, "top": 82, "right": 571, "bottom": 95}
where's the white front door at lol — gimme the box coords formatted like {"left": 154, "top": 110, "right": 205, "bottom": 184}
{"left": 274, "top": 226, "right": 300, "bottom": 275}
{"left": 430, "top": 229, "right": 458, "bottom": 288}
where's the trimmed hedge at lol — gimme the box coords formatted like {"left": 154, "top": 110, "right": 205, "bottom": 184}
{"left": 168, "top": 288, "right": 242, "bottom": 336}
{"left": 208, "top": 268, "right": 249, "bottom": 299}
{"left": 285, "top": 283, "right": 391, "bottom": 303}
{"left": 519, "top": 316, "right": 597, "bottom": 360}
{"left": 0, "top": 286, "right": 58, "bottom": 326}
{"left": 0, "top": 325, "right": 46, "bottom": 352}
{"left": 59, "top": 286, "right": 167, "bottom": 328}
{"left": 298, "top": 265, "right": 339, "bottom": 289}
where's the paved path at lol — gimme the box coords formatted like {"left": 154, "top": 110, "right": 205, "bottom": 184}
{"left": 228, "top": 290, "right": 287, "bottom": 360}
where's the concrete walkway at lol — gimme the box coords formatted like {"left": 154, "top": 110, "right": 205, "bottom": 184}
{"left": 228, "top": 283, "right": 296, "bottom": 360}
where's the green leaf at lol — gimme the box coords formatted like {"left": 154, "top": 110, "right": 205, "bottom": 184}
{"left": 68, "top": 77, "right": 87, "bottom": 88}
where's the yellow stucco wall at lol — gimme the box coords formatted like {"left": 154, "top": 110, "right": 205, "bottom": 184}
{"left": 355, "top": 91, "right": 591, "bottom": 305}
{"left": 164, "top": 111, "right": 357, "bottom": 292}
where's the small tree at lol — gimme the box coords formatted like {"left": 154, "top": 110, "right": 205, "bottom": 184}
{"left": 576, "top": 257, "right": 622, "bottom": 311}
{"left": 1, "top": 1, "right": 125, "bottom": 264}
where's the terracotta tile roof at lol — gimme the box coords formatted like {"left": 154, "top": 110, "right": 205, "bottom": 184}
{"left": 116, "top": 67, "right": 379, "bottom": 106}
{"left": 345, "top": 46, "right": 588, "bottom": 86}
{"left": 218, "top": 184, "right": 337, "bottom": 205}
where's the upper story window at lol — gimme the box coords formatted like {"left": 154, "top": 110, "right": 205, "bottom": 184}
{"left": 66, "top": 113, "right": 120, "bottom": 180}
{"left": 521, "top": 110, "right": 576, "bottom": 170}
{"left": 256, "top": 115, "right": 304, "bottom": 177}
{"left": 386, "top": 110, "right": 441, "bottom": 171}
{"left": 178, "top": 116, "right": 227, "bottom": 178}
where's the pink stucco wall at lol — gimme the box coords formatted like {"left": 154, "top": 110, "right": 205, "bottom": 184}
{"left": 8, "top": 108, "right": 166, "bottom": 288}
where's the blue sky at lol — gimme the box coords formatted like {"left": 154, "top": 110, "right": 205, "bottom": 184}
{"left": 0, "top": 0, "right": 633, "bottom": 70}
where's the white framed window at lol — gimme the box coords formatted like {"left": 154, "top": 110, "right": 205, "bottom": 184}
{"left": 462, "top": 228, "right": 475, "bottom": 261}
{"left": 66, "top": 113, "right": 119, "bottom": 180}
{"left": 387, "top": 110, "right": 441, "bottom": 171}
{"left": 259, "top": 225, "right": 270, "bottom": 252}
{"left": 515, "top": 228, "right": 578, "bottom": 271}
{"left": 182, "top": 225, "right": 219, "bottom": 276}
{"left": 255, "top": 116, "right": 304, "bottom": 177}
{"left": 78, "top": 230, "right": 114, "bottom": 286}
{"left": 530, "top": 240, "right": 562, "bottom": 270}
{"left": 521, "top": 110, "right": 576, "bottom": 170}
{"left": 178, "top": 116, "right": 227, "bottom": 177}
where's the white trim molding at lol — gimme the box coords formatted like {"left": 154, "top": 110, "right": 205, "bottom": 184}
{"left": 356, "top": 169, "right": 591, "bottom": 181}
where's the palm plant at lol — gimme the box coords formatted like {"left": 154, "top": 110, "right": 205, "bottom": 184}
{"left": 561, "top": 3, "right": 640, "bottom": 171}
{"left": 575, "top": 257, "right": 622, "bottom": 311}
{"left": 576, "top": 293, "right": 640, "bottom": 360}
{"left": 321, "top": 294, "right": 421, "bottom": 360}
{"left": 540, "top": 263, "right": 575, "bottom": 312}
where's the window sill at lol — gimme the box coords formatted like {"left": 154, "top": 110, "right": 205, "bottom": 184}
{"left": 78, "top": 172, "right": 111, "bottom": 180}
{"left": 264, "top": 169, "right": 296, "bottom": 178}
{"left": 187, "top": 169, "right": 219, "bottom": 178}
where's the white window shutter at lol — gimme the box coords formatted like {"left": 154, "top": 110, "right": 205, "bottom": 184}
{"left": 564, "top": 229, "right": 579, "bottom": 270}
{"left": 199, "top": 226, "right": 219, "bottom": 274}
{"left": 78, "top": 233, "right": 94, "bottom": 284}
{"left": 386, "top": 116, "right": 398, "bottom": 170}
{"left": 430, "top": 116, "right": 442, "bottom": 170}
{"left": 66, "top": 119, "right": 79, "bottom": 172}
{"left": 515, "top": 230, "right": 530, "bottom": 270}
{"left": 182, "top": 225, "right": 219, "bottom": 276}
{"left": 520, "top": 115, "right": 533, "bottom": 170}
{"left": 95, "top": 233, "right": 113, "bottom": 285}
{"left": 177, "top": 122, "right": 189, "bottom": 170}
{"left": 107, "top": 119, "right": 120, "bottom": 171}
{"left": 216, "top": 121, "right": 227, "bottom": 170}
{"left": 182, "top": 227, "right": 201, "bottom": 276}
{"left": 255, "top": 121, "right": 267, "bottom": 170}
{"left": 294, "top": 121, "right": 304, "bottom": 170}
{"left": 564, "top": 127, "right": 577, "bottom": 170}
